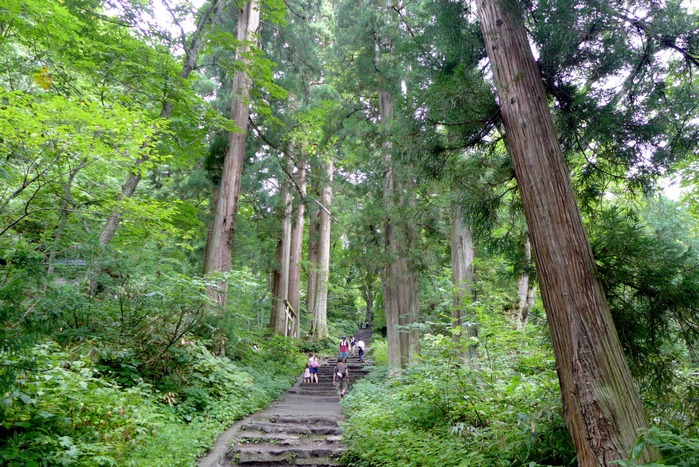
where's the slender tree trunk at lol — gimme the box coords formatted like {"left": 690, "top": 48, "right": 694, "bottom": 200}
{"left": 269, "top": 158, "right": 293, "bottom": 334}
{"left": 48, "top": 158, "right": 87, "bottom": 275}
{"left": 311, "top": 157, "right": 333, "bottom": 340}
{"left": 88, "top": 0, "right": 225, "bottom": 297}
{"left": 288, "top": 153, "right": 307, "bottom": 339}
{"left": 204, "top": 0, "right": 260, "bottom": 308}
{"left": 362, "top": 275, "right": 374, "bottom": 326}
{"left": 451, "top": 202, "right": 477, "bottom": 357}
{"left": 516, "top": 237, "right": 536, "bottom": 329}
{"left": 477, "top": 0, "right": 653, "bottom": 463}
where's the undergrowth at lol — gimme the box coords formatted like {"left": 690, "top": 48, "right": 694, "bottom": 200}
{"left": 340, "top": 309, "right": 576, "bottom": 466}
{"left": 1, "top": 334, "right": 304, "bottom": 466}
{"left": 341, "top": 314, "right": 699, "bottom": 466}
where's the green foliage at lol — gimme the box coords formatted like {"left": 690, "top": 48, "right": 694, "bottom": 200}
{"left": 589, "top": 199, "right": 699, "bottom": 396}
{"left": 619, "top": 427, "right": 699, "bottom": 466}
{"left": 1, "top": 342, "right": 163, "bottom": 465}
{"left": 366, "top": 338, "right": 388, "bottom": 369}
{"left": 1, "top": 237, "right": 61, "bottom": 392}
{"left": 1, "top": 0, "right": 698, "bottom": 465}
{"left": 0, "top": 329, "right": 305, "bottom": 466}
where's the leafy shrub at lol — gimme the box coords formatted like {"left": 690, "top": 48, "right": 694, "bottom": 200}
{"left": 1, "top": 326, "right": 306, "bottom": 466}
{"left": 367, "top": 337, "right": 387, "bottom": 368}
{"left": 0, "top": 342, "right": 163, "bottom": 466}
{"left": 619, "top": 427, "right": 699, "bottom": 466}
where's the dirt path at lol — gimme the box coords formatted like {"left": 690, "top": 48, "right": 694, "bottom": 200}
{"left": 198, "top": 328, "right": 372, "bottom": 467}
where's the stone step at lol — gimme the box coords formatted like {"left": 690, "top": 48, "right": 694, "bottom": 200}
{"left": 235, "top": 461, "right": 339, "bottom": 467}
{"left": 236, "top": 445, "right": 344, "bottom": 465}
{"left": 267, "top": 415, "right": 340, "bottom": 425}
{"left": 239, "top": 422, "right": 342, "bottom": 436}
{"left": 313, "top": 366, "right": 369, "bottom": 372}
{"left": 290, "top": 383, "right": 349, "bottom": 389}
{"left": 280, "top": 394, "right": 340, "bottom": 402}
{"left": 285, "top": 392, "right": 339, "bottom": 398}
{"left": 237, "top": 433, "right": 344, "bottom": 445}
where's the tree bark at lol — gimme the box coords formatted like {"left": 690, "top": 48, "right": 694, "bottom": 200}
{"left": 306, "top": 174, "right": 320, "bottom": 322}
{"left": 378, "top": 86, "right": 403, "bottom": 372}
{"left": 204, "top": 0, "right": 260, "bottom": 308}
{"left": 362, "top": 274, "right": 375, "bottom": 326}
{"left": 516, "top": 237, "right": 536, "bottom": 329}
{"left": 378, "top": 84, "right": 419, "bottom": 368}
{"left": 311, "top": 157, "right": 333, "bottom": 340}
{"left": 476, "top": 0, "right": 653, "bottom": 464}
{"left": 306, "top": 178, "right": 320, "bottom": 328}
{"left": 451, "top": 202, "right": 477, "bottom": 357}
{"left": 398, "top": 178, "right": 419, "bottom": 365}
{"left": 288, "top": 152, "right": 307, "bottom": 339}
{"left": 269, "top": 156, "right": 293, "bottom": 334}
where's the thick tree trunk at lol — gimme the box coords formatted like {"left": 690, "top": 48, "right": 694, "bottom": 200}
{"left": 451, "top": 202, "right": 477, "bottom": 357}
{"left": 398, "top": 179, "right": 419, "bottom": 365}
{"left": 378, "top": 87, "right": 402, "bottom": 372}
{"left": 269, "top": 158, "right": 293, "bottom": 334}
{"left": 378, "top": 87, "right": 419, "bottom": 368}
{"left": 204, "top": 0, "right": 260, "bottom": 308}
{"left": 516, "top": 237, "right": 536, "bottom": 329}
{"left": 396, "top": 254, "right": 418, "bottom": 365}
{"left": 476, "top": 0, "right": 653, "bottom": 464}
{"left": 288, "top": 153, "right": 307, "bottom": 339}
{"left": 306, "top": 179, "right": 320, "bottom": 328}
{"left": 311, "top": 157, "right": 333, "bottom": 340}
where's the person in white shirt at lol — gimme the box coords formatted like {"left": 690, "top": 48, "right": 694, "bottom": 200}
{"left": 356, "top": 339, "right": 365, "bottom": 363}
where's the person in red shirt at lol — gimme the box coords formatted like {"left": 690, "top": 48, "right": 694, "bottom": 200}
{"left": 339, "top": 337, "right": 349, "bottom": 360}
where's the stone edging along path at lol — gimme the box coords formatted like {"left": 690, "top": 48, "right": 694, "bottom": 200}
{"left": 198, "top": 328, "right": 372, "bottom": 467}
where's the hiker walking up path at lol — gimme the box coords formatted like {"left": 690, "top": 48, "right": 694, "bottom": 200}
{"left": 198, "top": 327, "right": 373, "bottom": 467}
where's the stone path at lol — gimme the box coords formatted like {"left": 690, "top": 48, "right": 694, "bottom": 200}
{"left": 198, "top": 328, "right": 372, "bottom": 467}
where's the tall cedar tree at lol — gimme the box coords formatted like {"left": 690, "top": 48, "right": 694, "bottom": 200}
{"left": 476, "top": 0, "right": 654, "bottom": 463}
{"left": 204, "top": 0, "right": 260, "bottom": 307}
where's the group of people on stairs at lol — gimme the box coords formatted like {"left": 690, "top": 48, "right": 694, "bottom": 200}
{"left": 302, "top": 335, "right": 366, "bottom": 399}
{"left": 340, "top": 335, "right": 365, "bottom": 362}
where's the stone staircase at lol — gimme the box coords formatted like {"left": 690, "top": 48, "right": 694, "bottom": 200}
{"left": 199, "top": 328, "right": 372, "bottom": 467}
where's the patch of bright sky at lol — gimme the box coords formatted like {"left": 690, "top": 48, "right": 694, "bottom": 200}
{"left": 151, "top": 0, "right": 205, "bottom": 35}
{"left": 106, "top": 1, "right": 205, "bottom": 55}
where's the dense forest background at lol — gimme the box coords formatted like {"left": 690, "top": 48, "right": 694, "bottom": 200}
{"left": 1, "top": 0, "right": 699, "bottom": 465}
